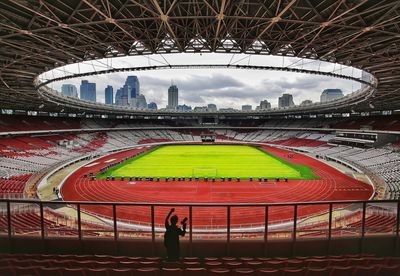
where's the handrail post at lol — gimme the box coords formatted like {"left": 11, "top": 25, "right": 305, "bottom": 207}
{"left": 151, "top": 205, "right": 155, "bottom": 255}
{"left": 292, "top": 205, "right": 298, "bottom": 256}
{"left": 40, "top": 202, "right": 45, "bottom": 240}
{"left": 396, "top": 201, "right": 400, "bottom": 237}
{"left": 7, "top": 201, "right": 11, "bottom": 240}
{"left": 189, "top": 206, "right": 193, "bottom": 256}
{"left": 77, "top": 204, "right": 82, "bottom": 241}
{"left": 113, "top": 204, "right": 118, "bottom": 241}
{"left": 395, "top": 200, "right": 400, "bottom": 255}
{"left": 360, "top": 202, "right": 367, "bottom": 253}
{"left": 264, "top": 205, "right": 269, "bottom": 257}
{"left": 227, "top": 206, "right": 231, "bottom": 256}
{"left": 328, "top": 203, "right": 333, "bottom": 254}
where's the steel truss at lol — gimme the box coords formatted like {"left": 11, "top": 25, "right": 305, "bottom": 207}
{"left": 0, "top": 0, "right": 399, "bottom": 114}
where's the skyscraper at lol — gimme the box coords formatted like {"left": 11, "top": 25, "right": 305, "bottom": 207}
{"left": 242, "top": 105, "right": 252, "bottom": 111}
{"left": 105, "top": 85, "right": 113, "bottom": 105}
{"left": 115, "top": 84, "right": 131, "bottom": 106}
{"left": 167, "top": 84, "right": 178, "bottom": 110}
{"left": 278, "top": 93, "right": 295, "bottom": 108}
{"left": 136, "top": 94, "right": 147, "bottom": 109}
{"left": 80, "top": 80, "right": 96, "bottom": 102}
{"left": 259, "top": 100, "right": 271, "bottom": 110}
{"left": 61, "top": 84, "right": 78, "bottom": 98}
{"left": 320, "top": 89, "right": 344, "bottom": 102}
{"left": 207, "top": 104, "right": 217, "bottom": 111}
{"left": 125, "top": 76, "right": 140, "bottom": 99}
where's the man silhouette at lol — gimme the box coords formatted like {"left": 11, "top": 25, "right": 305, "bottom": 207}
{"left": 164, "top": 208, "right": 187, "bottom": 259}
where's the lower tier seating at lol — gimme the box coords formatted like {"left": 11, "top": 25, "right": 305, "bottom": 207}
{"left": 0, "top": 253, "right": 399, "bottom": 275}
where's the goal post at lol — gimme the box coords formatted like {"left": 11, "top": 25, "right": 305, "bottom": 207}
{"left": 192, "top": 167, "right": 218, "bottom": 178}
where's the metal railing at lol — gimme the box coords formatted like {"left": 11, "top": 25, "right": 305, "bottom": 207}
{"left": 1, "top": 198, "right": 399, "bottom": 254}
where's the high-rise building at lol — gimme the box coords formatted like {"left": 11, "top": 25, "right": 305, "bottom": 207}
{"left": 125, "top": 76, "right": 140, "bottom": 99}
{"left": 242, "top": 105, "right": 252, "bottom": 111}
{"left": 61, "top": 84, "right": 78, "bottom": 98}
{"left": 278, "top": 93, "right": 295, "bottom": 108}
{"left": 105, "top": 85, "right": 113, "bottom": 105}
{"left": 177, "top": 104, "right": 192, "bottom": 111}
{"left": 167, "top": 84, "right": 178, "bottom": 110}
{"left": 207, "top": 104, "right": 217, "bottom": 111}
{"left": 136, "top": 94, "right": 147, "bottom": 109}
{"left": 148, "top": 102, "right": 158, "bottom": 110}
{"left": 259, "top": 100, "right": 271, "bottom": 110}
{"left": 80, "top": 80, "right": 96, "bottom": 102}
{"left": 320, "top": 89, "right": 344, "bottom": 102}
{"left": 115, "top": 85, "right": 130, "bottom": 106}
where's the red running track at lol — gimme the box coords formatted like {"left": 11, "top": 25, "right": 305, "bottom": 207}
{"left": 61, "top": 144, "right": 373, "bottom": 229}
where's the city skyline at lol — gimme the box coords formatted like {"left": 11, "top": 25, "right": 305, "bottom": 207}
{"left": 57, "top": 71, "right": 352, "bottom": 110}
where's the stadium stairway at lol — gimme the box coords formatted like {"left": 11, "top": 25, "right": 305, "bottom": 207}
{"left": 0, "top": 253, "right": 399, "bottom": 275}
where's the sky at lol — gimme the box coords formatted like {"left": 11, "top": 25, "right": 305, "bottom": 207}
{"left": 44, "top": 53, "right": 362, "bottom": 109}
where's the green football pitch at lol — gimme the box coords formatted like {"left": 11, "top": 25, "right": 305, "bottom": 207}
{"left": 97, "top": 145, "right": 317, "bottom": 179}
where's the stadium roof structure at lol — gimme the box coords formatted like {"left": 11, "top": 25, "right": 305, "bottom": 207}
{"left": 0, "top": 0, "right": 399, "bottom": 116}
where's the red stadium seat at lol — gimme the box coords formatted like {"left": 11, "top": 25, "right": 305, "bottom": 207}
{"left": 183, "top": 261, "right": 201, "bottom": 268}
{"left": 240, "top": 258, "right": 255, "bottom": 262}
{"left": 92, "top": 261, "right": 117, "bottom": 268}
{"left": 184, "top": 268, "right": 207, "bottom": 276}
{"left": 282, "top": 268, "right": 304, "bottom": 276}
{"left": 233, "top": 268, "right": 257, "bottom": 275}
{"left": 14, "top": 266, "right": 41, "bottom": 276}
{"left": 222, "top": 257, "right": 237, "bottom": 262}
{"left": 257, "top": 268, "right": 281, "bottom": 275}
{"left": 328, "top": 259, "right": 348, "bottom": 267}
{"left": 366, "top": 257, "right": 386, "bottom": 265}
{"left": 306, "top": 259, "right": 329, "bottom": 268}
{"left": 285, "top": 260, "right": 304, "bottom": 268}
{"left": 38, "top": 267, "right": 63, "bottom": 276}
{"left": 68, "top": 260, "right": 94, "bottom": 268}
{"left": 139, "top": 261, "right": 159, "bottom": 268}
{"left": 208, "top": 268, "right": 231, "bottom": 275}
{"left": 225, "top": 262, "right": 243, "bottom": 269}
{"left": 31, "top": 260, "right": 52, "bottom": 267}
{"left": 119, "top": 261, "right": 140, "bottom": 269}
{"left": 84, "top": 268, "right": 109, "bottom": 276}
{"left": 61, "top": 268, "right": 86, "bottom": 276}
{"left": 135, "top": 268, "right": 160, "bottom": 276}
{"left": 352, "top": 266, "right": 377, "bottom": 276}
{"left": 346, "top": 258, "right": 367, "bottom": 266}
{"left": 0, "top": 266, "right": 15, "bottom": 276}
{"left": 13, "top": 259, "right": 33, "bottom": 267}
{"left": 184, "top": 257, "right": 200, "bottom": 262}
{"left": 245, "top": 261, "right": 264, "bottom": 268}
{"left": 108, "top": 268, "right": 135, "bottom": 276}
{"left": 204, "top": 258, "right": 219, "bottom": 262}
{"left": 205, "top": 262, "right": 224, "bottom": 268}
{"left": 265, "top": 260, "right": 285, "bottom": 269}
{"left": 329, "top": 266, "right": 353, "bottom": 276}
{"left": 375, "top": 265, "right": 400, "bottom": 276}
{"left": 162, "top": 268, "right": 184, "bottom": 276}
{"left": 145, "top": 257, "right": 162, "bottom": 262}
{"left": 304, "top": 268, "right": 329, "bottom": 276}
{"left": 50, "top": 260, "right": 71, "bottom": 267}
{"left": 387, "top": 258, "right": 400, "bottom": 266}
{"left": 162, "top": 261, "right": 182, "bottom": 268}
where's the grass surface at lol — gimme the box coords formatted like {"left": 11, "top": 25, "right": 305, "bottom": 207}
{"left": 97, "top": 145, "right": 317, "bottom": 179}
